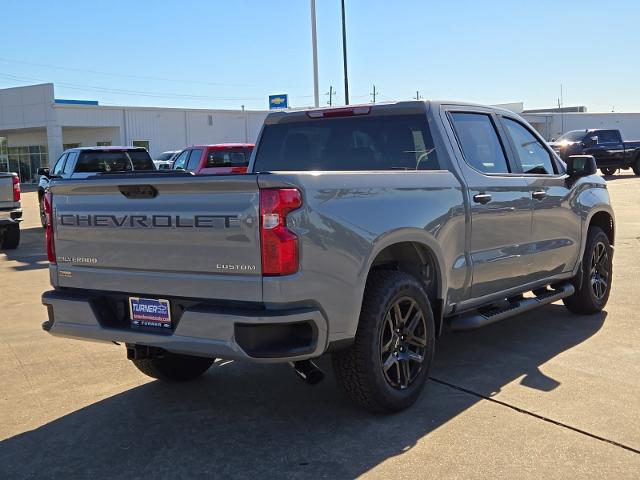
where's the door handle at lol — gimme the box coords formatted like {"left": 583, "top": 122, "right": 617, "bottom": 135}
{"left": 473, "top": 193, "right": 492, "bottom": 204}
{"left": 532, "top": 190, "right": 547, "bottom": 201}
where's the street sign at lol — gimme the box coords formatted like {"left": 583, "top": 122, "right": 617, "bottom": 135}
{"left": 269, "top": 94, "right": 289, "bottom": 110}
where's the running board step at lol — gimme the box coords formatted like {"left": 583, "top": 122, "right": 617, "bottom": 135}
{"left": 450, "top": 282, "right": 575, "bottom": 331}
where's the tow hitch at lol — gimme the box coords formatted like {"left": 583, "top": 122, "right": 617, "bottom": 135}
{"left": 126, "top": 344, "right": 161, "bottom": 360}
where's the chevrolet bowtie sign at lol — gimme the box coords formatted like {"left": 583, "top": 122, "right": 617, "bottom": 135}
{"left": 269, "top": 94, "right": 288, "bottom": 110}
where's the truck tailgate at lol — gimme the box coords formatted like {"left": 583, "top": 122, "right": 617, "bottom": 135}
{"left": 50, "top": 174, "right": 263, "bottom": 302}
{"left": 0, "top": 174, "right": 15, "bottom": 208}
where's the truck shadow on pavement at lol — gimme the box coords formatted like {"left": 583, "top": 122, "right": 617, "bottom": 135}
{"left": 0, "top": 227, "right": 47, "bottom": 271}
{"left": 0, "top": 305, "right": 605, "bottom": 479}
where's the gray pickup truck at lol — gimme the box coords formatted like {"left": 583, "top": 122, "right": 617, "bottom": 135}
{"left": 0, "top": 172, "right": 22, "bottom": 249}
{"left": 42, "top": 101, "right": 614, "bottom": 412}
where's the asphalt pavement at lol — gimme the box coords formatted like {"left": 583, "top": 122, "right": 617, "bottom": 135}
{"left": 1, "top": 176, "right": 639, "bottom": 479}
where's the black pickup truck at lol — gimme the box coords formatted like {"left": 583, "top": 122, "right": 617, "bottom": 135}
{"left": 549, "top": 129, "right": 640, "bottom": 176}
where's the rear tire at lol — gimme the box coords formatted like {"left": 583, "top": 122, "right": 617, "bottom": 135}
{"left": 332, "top": 271, "right": 435, "bottom": 413}
{"left": 1, "top": 224, "right": 20, "bottom": 250}
{"left": 132, "top": 352, "right": 215, "bottom": 382}
{"left": 600, "top": 167, "right": 617, "bottom": 176}
{"left": 633, "top": 156, "right": 640, "bottom": 176}
{"left": 563, "top": 226, "right": 612, "bottom": 314}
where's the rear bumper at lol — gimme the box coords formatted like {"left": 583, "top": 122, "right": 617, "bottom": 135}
{"left": 42, "top": 290, "right": 328, "bottom": 363}
{"left": 0, "top": 207, "right": 22, "bottom": 225}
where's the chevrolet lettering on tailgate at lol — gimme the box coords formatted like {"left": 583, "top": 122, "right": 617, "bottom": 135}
{"left": 58, "top": 214, "right": 240, "bottom": 229}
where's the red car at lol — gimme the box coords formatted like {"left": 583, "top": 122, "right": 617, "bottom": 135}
{"left": 172, "top": 143, "right": 254, "bottom": 174}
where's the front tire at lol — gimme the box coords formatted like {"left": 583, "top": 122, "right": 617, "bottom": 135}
{"left": 1, "top": 224, "right": 20, "bottom": 250}
{"left": 332, "top": 271, "right": 435, "bottom": 413}
{"left": 633, "top": 156, "right": 640, "bottom": 176}
{"left": 132, "top": 352, "right": 215, "bottom": 382}
{"left": 600, "top": 167, "right": 617, "bottom": 176}
{"left": 563, "top": 226, "right": 612, "bottom": 314}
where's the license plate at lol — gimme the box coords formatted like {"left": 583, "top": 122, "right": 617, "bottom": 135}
{"left": 129, "top": 297, "right": 172, "bottom": 329}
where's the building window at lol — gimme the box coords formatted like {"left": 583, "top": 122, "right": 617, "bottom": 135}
{"left": 96, "top": 141, "right": 112, "bottom": 147}
{"left": 132, "top": 140, "right": 149, "bottom": 151}
{"left": 63, "top": 143, "right": 81, "bottom": 150}
{"left": 5, "top": 145, "right": 48, "bottom": 183}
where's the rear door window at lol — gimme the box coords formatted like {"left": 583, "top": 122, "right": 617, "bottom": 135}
{"left": 74, "top": 150, "right": 155, "bottom": 173}
{"left": 449, "top": 112, "right": 510, "bottom": 174}
{"left": 128, "top": 151, "right": 155, "bottom": 170}
{"left": 186, "top": 149, "right": 203, "bottom": 171}
{"left": 595, "top": 130, "right": 621, "bottom": 144}
{"left": 206, "top": 149, "right": 249, "bottom": 167}
{"left": 254, "top": 114, "right": 439, "bottom": 171}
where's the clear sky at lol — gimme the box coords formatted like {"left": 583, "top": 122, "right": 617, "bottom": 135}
{"left": 1, "top": 0, "right": 639, "bottom": 112}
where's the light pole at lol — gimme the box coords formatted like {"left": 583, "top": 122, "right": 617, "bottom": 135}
{"left": 310, "top": 0, "right": 320, "bottom": 107}
{"left": 341, "top": 0, "right": 349, "bottom": 104}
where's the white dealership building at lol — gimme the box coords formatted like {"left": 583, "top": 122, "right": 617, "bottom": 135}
{"left": 0, "top": 83, "right": 269, "bottom": 182}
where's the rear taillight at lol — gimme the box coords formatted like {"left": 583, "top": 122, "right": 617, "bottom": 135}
{"left": 260, "top": 188, "right": 302, "bottom": 276}
{"left": 12, "top": 175, "right": 20, "bottom": 202}
{"left": 44, "top": 192, "right": 56, "bottom": 264}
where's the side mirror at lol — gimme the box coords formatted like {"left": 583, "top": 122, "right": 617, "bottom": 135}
{"left": 566, "top": 155, "right": 597, "bottom": 178}
{"left": 588, "top": 136, "right": 598, "bottom": 146}
{"left": 37, "top": 167, "right": 50, "bottom": 177}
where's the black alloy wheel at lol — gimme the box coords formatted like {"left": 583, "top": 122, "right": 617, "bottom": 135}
{"left": 589, "top": 240, "right": 610, "bottom": 301}
{"left": 379, "top": 297, "right": 428, "bottom": 389}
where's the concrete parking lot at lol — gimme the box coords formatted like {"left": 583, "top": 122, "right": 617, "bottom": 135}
{"left": 1, "top": 178, "right": 639, "bottom": 479}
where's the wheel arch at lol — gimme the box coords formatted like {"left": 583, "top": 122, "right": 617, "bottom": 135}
{"left": 589, "top": 210, "right": 614, "bottom": 246}
{"left": 362, "top": 230, "right": 447, "bottom": 336}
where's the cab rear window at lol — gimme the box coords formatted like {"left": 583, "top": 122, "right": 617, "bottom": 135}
{"left": 206, "top": 149, "right": 249, "bottom": 168}
{"left": 75, "top": 150, "right": 155, "bottom": 173}
{"left": 254, "top": 114, "right": 440, "bottom": 171}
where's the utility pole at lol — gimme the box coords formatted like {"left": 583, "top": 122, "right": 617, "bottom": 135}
{"left": 327, "top": 86, "right": 334, "bottom": 106}
{"left": 241, "top": 105, "right": 248, "bottom": 143}
{"left": 414, "top": 90, "right": 422, "bottom": 100}
{"left": 341, "top": 0, "right": 350, "bottom": 105}
{"left": 371, "top": 85, "right": 377, "bottom": 103}
{"left": 559, "top": 83, "right": 564, "bottom": 134}
{"left": 310, "top": 0, "right": 320, "bottom": 107}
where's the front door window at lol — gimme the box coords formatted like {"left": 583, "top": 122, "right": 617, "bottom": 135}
{"left": 502, "top": 118, "right": 555, "bottom": 175}
{"left": 172, "top": 150, "right": 189, "bottom": 170}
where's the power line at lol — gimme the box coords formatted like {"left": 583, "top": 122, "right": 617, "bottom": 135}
{"left": 0, "top": 72, "right": 316, "bottom": 103}
{"left": 0, "top": 56, "right": 265, "bottom": 89}
{"left": 0, "top": 72, "right": 237, "bottom": 99}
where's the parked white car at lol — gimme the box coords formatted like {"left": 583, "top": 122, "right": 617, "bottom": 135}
{"left": 153, "top": 150, "right": 180, "bottom": 170}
